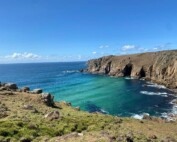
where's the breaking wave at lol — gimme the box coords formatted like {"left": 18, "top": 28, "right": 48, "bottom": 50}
{"left": 140, "top": 91, "right": 168, "bottom": 97}
{"left": 131, "top": 113, "right": 149, "bottom": 120}
{"left": 63, "top": 70, "right": 79, "bottom": 73}
{"left": 145, "top": 82, "right": 166, "bottom": 89}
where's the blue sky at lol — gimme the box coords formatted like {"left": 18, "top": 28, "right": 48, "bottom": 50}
{"left": 0, "top": 0, "right": 177, "bottom": 63}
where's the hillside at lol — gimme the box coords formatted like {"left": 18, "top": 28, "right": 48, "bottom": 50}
{"left": 0, "top": 83, "right": 177, "bottom": 142}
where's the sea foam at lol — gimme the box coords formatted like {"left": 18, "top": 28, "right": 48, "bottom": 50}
{"left": 140, "top": 91, "right": 168, "bottom": 97}
{"left": 63, "top": 70, "right": 79, "bottom": 73}
{"left": 131, "top": 113, "right": 149, "bottom": 120}
{"left": 145, "top": 82, "right": 166, "bottom": 89}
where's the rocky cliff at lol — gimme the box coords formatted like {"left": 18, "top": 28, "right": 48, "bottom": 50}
{"left": 86, "top": 50, "right": 177, "bottom": 89}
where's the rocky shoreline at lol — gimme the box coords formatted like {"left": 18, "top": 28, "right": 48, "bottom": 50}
{"left": 82, "top": 50, "right": 177, "bottom": 122}
{"left": 84, "top": 50, "right": 177, "bottom": 90}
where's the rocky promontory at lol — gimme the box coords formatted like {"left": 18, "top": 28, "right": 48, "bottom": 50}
{"left": 86, "top": 50, "right": 177, "bottom": 89}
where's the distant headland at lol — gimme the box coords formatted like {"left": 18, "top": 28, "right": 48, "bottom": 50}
{"left": 85, "top": 50, "right": 177, "bottom": 90}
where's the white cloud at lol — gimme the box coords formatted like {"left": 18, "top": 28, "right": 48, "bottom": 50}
{"left": 121, "top": 45, "right": 136, "bottom": 51}
{"left": 99, "top": 45, "right": 109, "bottom": 49}
{"left": 77, "top": 55, "right": 82, "bottom": 60}
{"left": 5, "top": 52, "right": 41, "bottom": 60}
{"left": 153, "top": 47, "right": 158, "bottom": 50}
{"left": 92, "top": 51, "right": 97, "bottom": 55}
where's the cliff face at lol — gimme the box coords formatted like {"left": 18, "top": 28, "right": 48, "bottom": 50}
{"left": 86, "top": 50, "right": 177, "bottom": 89}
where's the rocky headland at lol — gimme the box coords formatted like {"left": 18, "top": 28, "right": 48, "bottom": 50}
{"left": 85, "top": 50, "right": 177, "bottom": 90}
{"left": 1, "top": 82, "right": 177, "bottom": 142}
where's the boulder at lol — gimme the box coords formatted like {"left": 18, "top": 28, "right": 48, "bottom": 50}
{"left": 4, "top": 83, "right": 18, "bottom": 90}
{"left": 41, "top": 93, "right": 54, "bottom": 106}
{"left": 32, "top": 89, "right": 43, "bottom": 94}
{"left": 0, "top": 87, "right": 7, "bottom": 91}
{"left": 80, "top": 69, "right": 84, "bottom": 72}
{"left": 44, "top": 110, "right": 60, "bottom": 120}
{"left": 23, "top": 105, "right": 33, "bottom": 110}
{"left": 75, "top": 106, "right": 80, "bottom": 111}
{"left": 66, "top": 102, "right": 72, "bottom": 106}
{"left": 143, "top": 114, "right": 152, "bottom": 120}
{"left": 21, "top": 87, "right": 30, "bottom": 92}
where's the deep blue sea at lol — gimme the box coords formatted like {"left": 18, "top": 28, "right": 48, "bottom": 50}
{"left": 0, "top": 62, "right": 176, "bottom": 118}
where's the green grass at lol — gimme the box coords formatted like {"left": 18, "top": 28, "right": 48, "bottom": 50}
{"left": 0, "top": 91, "right": 177, "bottom": 141}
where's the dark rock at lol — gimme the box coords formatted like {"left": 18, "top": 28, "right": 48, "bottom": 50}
{"left": 20, "top": 137, "right": 32, "bottom": 142}
{"left": 80, "top": 69, "right": 84, "bottom": 72}
{"left": 21, "top": 87, "right": 30, "bottom": 92}
{"left": 149, "top": 135, "right": 157, "bottom": 139}
{"left": 41, "top": 93, "right": 54, "bottom": 106}
{"left": 66, "top": 102, "right": 72, "bottom": 106}
{"left": 4, "top": 83, "right": 18, "bottom": 90}
{"left": 0, "top": 87, "right": 7, "bottom": 91}
{"left": 32, "top": 89, "right": 43, "bottom": 94}
{"left": 126, "top": 136, "right": 133, "bottom": 142}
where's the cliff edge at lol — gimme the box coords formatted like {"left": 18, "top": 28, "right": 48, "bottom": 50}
{"left": 86, "top": 50, "right": 177, "bottom": 89}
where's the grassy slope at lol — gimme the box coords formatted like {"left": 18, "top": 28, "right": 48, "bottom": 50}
{"left": 0, "top": 91, "right": 177, "bottom": 142}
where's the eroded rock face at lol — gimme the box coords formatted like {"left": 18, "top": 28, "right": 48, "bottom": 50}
{"left": 86, "top": 50, "right": 177, "bottom": 89}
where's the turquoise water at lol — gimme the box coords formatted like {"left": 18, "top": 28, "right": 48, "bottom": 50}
{"left": 0, "top": 62, "right": 175, "bottom": 117}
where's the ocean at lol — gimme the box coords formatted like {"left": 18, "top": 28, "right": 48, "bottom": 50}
{"left": 0, "top": 62, "right": 176, "bottom": 118}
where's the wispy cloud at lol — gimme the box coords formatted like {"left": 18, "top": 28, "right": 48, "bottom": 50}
{"left": 92, "top": 51, "right": 97, "bottom": 55}
{"left": 99, "top": 45, "right": 109, "bottom": 49}
{"left": 121, "top": 45, "right": 137, "bottom": 51}
{"left": 5, "top": 52, "right": 41, "bottom": 60}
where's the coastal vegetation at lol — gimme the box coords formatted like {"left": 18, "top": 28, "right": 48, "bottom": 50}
{"left": 0, "top": 83, "right": 177, "bottom": 142}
